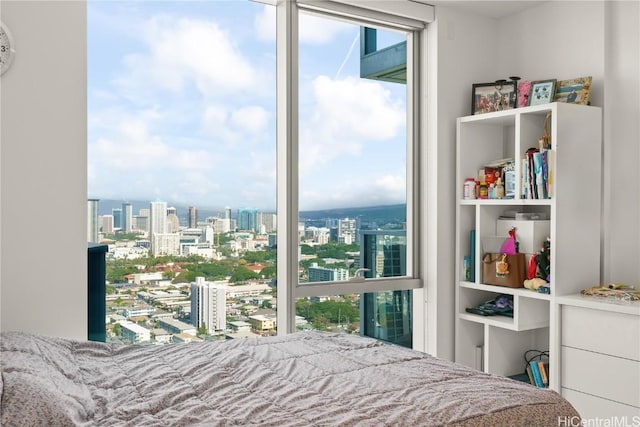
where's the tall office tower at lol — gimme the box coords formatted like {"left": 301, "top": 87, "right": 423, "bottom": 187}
{"left": 112, "top": 208, "right": 122, "bottom": 229}
{"left": 338, "top": 218, "right": 357, "bottom": 244}
{"left": 224, "top": 207, "right": 231, "bottom": 220}
{"left": 188, "top": 206, "right": 198, "bottom": 228}
{"left": 237, "top": 208, "right": 258, "bottom": 232}
{"left": 258, "top": 212, "right": 277, "bottom": 233}
{"left": 167, "top": 206, "right": 177, "bottom": 216}
{"left": 87, "top": 199, "right": 99, "bottom": 243}
{"left": 149, "top": 201, "right": 167, "bottom": 254}
{"left": 101, "top": 215, "right": 114, "bottom": 234}
{"left": 122, "top": 202, "right": 133, "bottom": 232}
{"left": 359, "top": 230, "right": 411, "bottom": 348}
{"left": 191, "top": 277, "right": 227, "bottom": 333}
{"left": 167, "top": 213, "right": 180, "bottom": 233}
{"left": 152, "top": 233, "right": 180, "bottom": 257}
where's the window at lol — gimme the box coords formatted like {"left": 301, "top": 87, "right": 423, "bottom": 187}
{"left": 88, "top": 0, "right": 431, "bottom": 347}
{"left": 276, "top": 1, "right": 428, "bottom": 344}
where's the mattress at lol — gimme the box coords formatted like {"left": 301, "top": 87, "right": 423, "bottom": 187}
{"left": 0, "top": 331, "right": 578, "bottom": 426}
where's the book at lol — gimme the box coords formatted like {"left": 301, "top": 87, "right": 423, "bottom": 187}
{"left": 538, "top": 360, "right": 549, "bottom": 386}
{"left": 533, "top": 150, "right": 546, "bottom": 199}
{"left": 529, "top": 360, "right": 544, "bottom": 387}
{"left": 469, "top": 230, "right": 476, "bottom": 282}
{"left": 522, "top": 157, "right": 530, "bottom": 198}
{"left": 546, "top": 149, "right": 555, "bottom": 198}
{"left": 526, "top": 365, "right": 535, "bottom": 385}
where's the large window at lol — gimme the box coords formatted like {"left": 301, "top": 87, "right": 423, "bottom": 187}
{"left": 276, "top": 1, "right": 426, "bottom": 344}
{"left": 88, "top": 0, "right": 430, "bottom": 347}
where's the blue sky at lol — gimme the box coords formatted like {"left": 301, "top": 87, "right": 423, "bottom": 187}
{"left": 87, "top": 0, "right": 407, "bottom": 211}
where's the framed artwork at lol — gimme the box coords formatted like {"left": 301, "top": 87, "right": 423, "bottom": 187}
{"left": 471, "top": 81, "right": 516, "bottom": 115}
{"left": 554, "top": 76, "right": 592, "bottom": 105}
{"left": 528, "top": 79, "right": 557, "bottom": 106}
{"left": 517, "top": 80, "right": 531, "bottom": 107}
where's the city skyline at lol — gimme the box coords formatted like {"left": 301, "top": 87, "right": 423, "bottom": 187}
{"left": 87, "top": 1, "right": 408, "bottom": 211}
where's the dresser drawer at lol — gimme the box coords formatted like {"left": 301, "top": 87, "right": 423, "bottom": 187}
{"left": 562, "top": 346, "right": 640, "bottom": 407}
{"left": 562, "top": 388, "right": 640, "bottom": 419}
{"left": 562, "top": 305, "right": 640, "bottom": 360}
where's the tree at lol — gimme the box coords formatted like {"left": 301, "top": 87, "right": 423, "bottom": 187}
{"left": 113, "top": 323, "right": 122, "bottom": 336}
{"left": 229, "top": 266, "right": 259, "bottom": 283}
{"left": 198, "top": 323, "right": 207, "bottom": 335}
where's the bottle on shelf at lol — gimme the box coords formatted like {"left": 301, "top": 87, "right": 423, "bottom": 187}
{"left": 464, "top": 178, "right": 477, "bottom": 200}
{"left": 478, "top": 182, "right": 488, "bottom": 199}
{"left": 495, "top": 178, "right": 505, "bottom": 199}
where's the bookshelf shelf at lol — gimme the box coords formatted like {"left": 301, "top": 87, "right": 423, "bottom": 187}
{"left": 455, "top": 102, "right": 602, "bottom": 393}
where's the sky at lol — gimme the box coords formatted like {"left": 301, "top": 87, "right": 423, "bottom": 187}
{"left": 87, "top": 0, "right": 408, "bottom": 212}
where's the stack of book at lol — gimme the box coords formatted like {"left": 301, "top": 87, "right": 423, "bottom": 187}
{"left": 522, "top": 148, "right": 554, "bottom": 199}
{"left": 526, "top": 357, "right": 550, "bottom": 388}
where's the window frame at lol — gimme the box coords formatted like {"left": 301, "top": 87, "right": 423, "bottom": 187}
{"left": 276, "top": 0, "right": 432, "bottom": 334}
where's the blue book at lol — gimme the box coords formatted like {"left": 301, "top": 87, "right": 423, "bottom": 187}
{"left": 529, "top": 360, "right": 544, "bottom": 387}
{"left": 469, "top": 230, "right": 476, "bottom": 282}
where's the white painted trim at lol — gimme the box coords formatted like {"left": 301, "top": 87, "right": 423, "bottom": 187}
{"left": 276, "top": 0, "right": 299, "bottom": 335}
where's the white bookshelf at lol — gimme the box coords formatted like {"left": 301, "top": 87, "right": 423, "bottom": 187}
{"left": 454, "top": 102, "right": 602, "bottom": 392}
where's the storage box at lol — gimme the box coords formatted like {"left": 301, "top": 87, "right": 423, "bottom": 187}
{"left": 496, "top": 219, "right": 550, "bottom": 254}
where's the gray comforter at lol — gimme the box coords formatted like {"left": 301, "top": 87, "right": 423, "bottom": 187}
{"left": 0, "top": 331, "right": 578, "bottom": 426}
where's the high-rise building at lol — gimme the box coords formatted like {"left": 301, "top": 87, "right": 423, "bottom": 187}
{"left": 224, "top": 207, "right": 231, "bottom": 220}
{"left": 152, "top": 233, "right": 180, "bottom": 257}
{"left": 112, "top": 208, "right": 122, "bottom": 229}
{"left": 101, "top": 214, "right": 114, "bottom": 234}
{"left": 188, "top": 206, "right": 198, "bottom": 228}
{"left": 167, "top": 206, "right": 177, "bottom": 216}
{"left": 359, "top": 230, "right": 411, "bottom": 348}
{"left": 237, "top": 208, "right": 258, "bottom": 232}
{"left": 258, "top": 212, "right": 277, "bottom": 234}
{"left": 150, "top": 202, "right": 167, "bottom": 235}
{"left": 87, "top": 199, "right": 99, "bottom": 243}
{"left": 308, "top": 263, "right": 350, "bottom": 282}
{"left": 167, "top": 213, "right": 180, "bottom": 233}
{"left": 150, "top": 201, "right": 167, "bottom": 254}
{"left": 191, "top": 277, "right": 227, "bottom": 333}
{"left": 338, "top": 218, "right": 357, "bottom": 245}
{"left": 122, "top": 202, "right": 133, "bottom": 232}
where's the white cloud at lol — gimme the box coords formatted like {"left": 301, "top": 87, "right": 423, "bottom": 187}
{"left": 230, "top": 106, "right": 270, "bottom": 135}
{"left": 255, "top": 5, "right": 352, "bottom": 44}
{"left": 299, "top": 75, "right": 405, "bottom": 172}
{"left": 116, "top": 15, "right": 258, "bottom": 98}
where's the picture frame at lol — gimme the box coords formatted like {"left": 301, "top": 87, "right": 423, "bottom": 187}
{"left": 528, "top": 79, "right": 557, "bottom": 106}
{"left": 554, "top": 76, "right": 592, "bottom": 105}
{"left": 517, "top": 80, "right": 532, "bottom": 107}
{"left": 472, "top": 81, "right": 516, "bottom": 115}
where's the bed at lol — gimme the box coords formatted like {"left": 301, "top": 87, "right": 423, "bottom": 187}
{"left": 0, "top": 331, "right": 578, "bottom": 426}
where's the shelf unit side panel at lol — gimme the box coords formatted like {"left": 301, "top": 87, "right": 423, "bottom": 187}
{"left": 553, "top": 105, "right": 602, "bottom": 296}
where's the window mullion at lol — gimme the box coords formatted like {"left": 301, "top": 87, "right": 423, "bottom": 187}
{"left": 276, "top": 0, "right": 299, "bottom": 335}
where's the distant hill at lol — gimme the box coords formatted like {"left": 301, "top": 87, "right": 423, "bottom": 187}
{"left": 300, "top": 204, "right": 406, "bottom": 224}
{"left": 96, "top": 199, "right": 406, "bottom": 227}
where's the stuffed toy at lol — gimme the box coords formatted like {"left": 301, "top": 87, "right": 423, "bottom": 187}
{"left": 536, "top": 237, "right": 551, "bottom": 281}
{"left": 524, "top": 277, "right": 547, "bottom": 290}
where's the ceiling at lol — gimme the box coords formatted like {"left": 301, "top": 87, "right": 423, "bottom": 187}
{"left": 424, "top": 1, "right": 544, "bottom": 19}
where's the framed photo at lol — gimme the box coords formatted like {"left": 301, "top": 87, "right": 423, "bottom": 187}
{"left": 528, "top": 79, "right": 557, "bottom": 106}
{"left": 554, "top": 76, "right": 592, "bottom": 105}
{"left": 471, "top": 81, "right": 516, "bottom": 115}
{"left": 517, "top": 80, "right": 531, "bottom": 107}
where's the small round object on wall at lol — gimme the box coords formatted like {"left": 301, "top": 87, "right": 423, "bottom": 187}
{"left": 0, "top": 21, "right": 16, "bottom": 76}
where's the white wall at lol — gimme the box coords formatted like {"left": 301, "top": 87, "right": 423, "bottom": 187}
{"left": 602, "top": 1, "right": 640, "bottom": 284}
{"left": 425, "top": 0, "right": 640, "bottom": 358}
{"left": 423, "top": 6, "right": 502, "bottom": 359}
{"left": 0, "top": 1, "right": 87, "bottom": 339}
{"left": 499, "top": 0, "right": 639, "bottom": 285}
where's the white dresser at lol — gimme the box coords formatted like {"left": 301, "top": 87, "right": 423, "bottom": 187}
{"left": 558, "top": 295, "right": 640, "bottom": 420}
